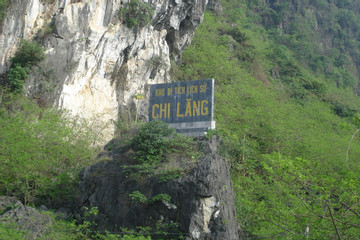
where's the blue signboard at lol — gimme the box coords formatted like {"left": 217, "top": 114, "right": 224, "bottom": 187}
{"left": 149, "top": 79, "right": 214, "bottom": 123}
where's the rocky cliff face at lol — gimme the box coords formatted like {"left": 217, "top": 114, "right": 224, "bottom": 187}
{"left": 76, "top": 136, "right": 241, "bottom": 239}
{"left": 0, "top": 0, "right": 214, "bottom": 142}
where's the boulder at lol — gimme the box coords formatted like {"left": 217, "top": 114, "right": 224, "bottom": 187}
{"left": 77, "top": 136, "right": 242, "bottom": 239}
{"left": 0, "top": 196, "right": 52, "bottom": 239}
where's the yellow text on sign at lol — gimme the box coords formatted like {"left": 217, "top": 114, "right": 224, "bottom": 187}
{"left": 154, "top": 84, "right": 205, "bottom": 97}
{"left": 152, "top": 103, "right": 171, "bottom": 119}
{"left": 151, "top": 99, "right": 209, "bottom": 119}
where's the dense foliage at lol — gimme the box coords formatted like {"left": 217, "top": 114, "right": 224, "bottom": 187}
{"left": 0, "top": 92, "right": 157, "bottom": 239}
{"left": 0, "top": 92, "right": 98, "bottom": 206}
{"left": 119, "top": 0, "right": 154, "bottom": 28}
{"left": 131, "top": 120, "right": 200, "bottom": 166}
{"left": 7, "top": 40, "right": 45, "bottom": 92}
{"left": 0, "top": 210, "right": 152, "bottom": 240}
{"left": 132, "top": 120, "right": 175, "bottom": 164}
{"left": 172, "top": 0, "right": 360, "bottom": 238}
{"left": 0, "top": 0, "right": 10, "bottom": 23}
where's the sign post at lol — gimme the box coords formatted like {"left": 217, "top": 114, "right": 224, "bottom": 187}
{"left": 149, "top": 79, "right": 215, "bottom": 136}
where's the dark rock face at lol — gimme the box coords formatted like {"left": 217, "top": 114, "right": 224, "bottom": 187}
{"left": 0, "top": 196, "right": 52, "bottom": 239}
{"left": 76, "top": 137, "right": 241, "bottom": 239}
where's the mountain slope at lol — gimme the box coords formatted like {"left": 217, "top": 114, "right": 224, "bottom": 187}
{"left": 174, "top": 0, "right": 360, "bottom": 238}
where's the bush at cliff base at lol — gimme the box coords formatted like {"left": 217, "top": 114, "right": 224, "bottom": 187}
{"left": 0, "top": 91, "right": 98, "bottom": 206}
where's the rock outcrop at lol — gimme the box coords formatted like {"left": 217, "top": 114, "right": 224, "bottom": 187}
{"left": 0, "top": 196, "right": 52, "bottom": 239}
{"left": 0, "top": 0, "right": 214, "bottom": 143}
{"left": 76, "top": 136, "right": 241, "bottom": 240}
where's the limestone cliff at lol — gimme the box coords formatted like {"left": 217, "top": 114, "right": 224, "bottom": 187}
{"left": 0, "top": 0, "right": 215, "bottom": 142}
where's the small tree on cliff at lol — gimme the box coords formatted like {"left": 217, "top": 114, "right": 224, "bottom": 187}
{"left": 119, "top": 0, "right": 154, "bottom": 28}
{"left": 131, "top": 121, "right": 174, "bottom": 164}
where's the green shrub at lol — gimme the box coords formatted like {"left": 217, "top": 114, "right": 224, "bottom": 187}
{"left": 129, "top": 191, "right": 148, "bottom": 204}
{"left": 119, "top": 0, "right": 154, "bottom": 28}
{"left": 112, "top": 112, "right": 138, "bottom": 139}
{"left": 149, "top": 194, "right": 171, "bottom": 204}
{"left": 226, "top": 27, "right": 248, "bottom": 44}
{"left": 123, "top": 164, "right": 156, "bottom": 179}
{"left": 156, "top": 169, "right": 184, "bottom": 183}
{"left": 131, "top": 121, "right": 174, "bottom": 164}
{"left": 0, "top": 0, "right": 10, "bottom": 23}
{"left": 7, "top": 40, "right": 45, "bottom": 92}
{"left": 7, "top": 64, "right": 29, "bottom": 93}
{"left": 11, "top": 40, "right": 45, "bottom": 68}
{"left": 129, "top": 191, "right": 171, "bottom": 206}
{"left": 0, "top": 92, "right": 98, "bottom": 205}
{"left": 0, "top": 222, "right": 27, "bottom": 240}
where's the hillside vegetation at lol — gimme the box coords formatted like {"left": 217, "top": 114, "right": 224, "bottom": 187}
{"left": 1, "top": 0, "right": 360, "bottom": 239}
{"left": 172, "top": 0, "right": 360, "bottom": 239}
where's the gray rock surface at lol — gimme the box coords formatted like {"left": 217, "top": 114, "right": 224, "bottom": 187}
{"left": 0, "top": 196, "right": 52, "bottom": 239}
{"left": 77, "top": 136, "right": 242, "bottom": 239}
